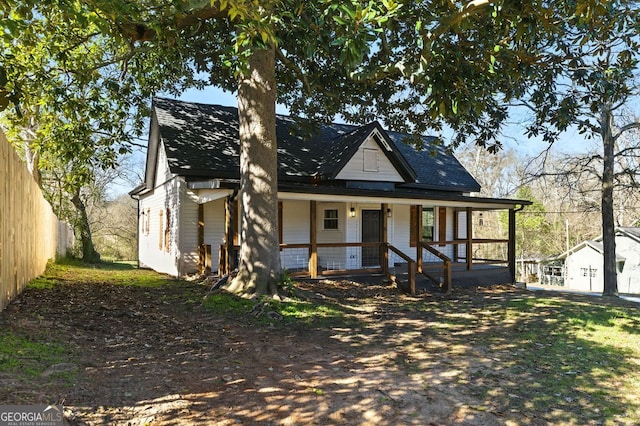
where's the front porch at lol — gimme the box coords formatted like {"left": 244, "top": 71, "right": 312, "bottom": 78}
{"left": 213, "top": 239, "right": 513, "bottom": 294}
{"left": 195, "top": 194, "right": 519, "bottom": 294}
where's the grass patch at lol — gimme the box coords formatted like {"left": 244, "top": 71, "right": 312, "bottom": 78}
{"left": 202, "top": 292, "right": 357, "bottom": 328}
{"left": 274, "top": 299, "right": 354, "bottom": 326}
{"left": 203, "top": 293, "right": 254, "bottom": 315}
{"left": 466, "top": 296, "right": 640, "bottom": 423}
{"left": 29, "top": 258, "right": 178, "bottom": 289}
{"left": 0, "top": 332, "right": 74, "bottom": 379}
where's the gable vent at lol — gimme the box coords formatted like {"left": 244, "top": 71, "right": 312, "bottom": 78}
{"left": 372, "top": 131, "right": 392, "bottom": 151}
{"left": 363, "top": 149, "right": 378, "bottom": 172}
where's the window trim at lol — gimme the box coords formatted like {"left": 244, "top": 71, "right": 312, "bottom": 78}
{"left": 323, "top": 208, "right": 340, "bottom": 230}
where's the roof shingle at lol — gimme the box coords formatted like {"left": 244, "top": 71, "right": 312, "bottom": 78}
{"left": 152, "top": 97, "right": 481, "bottom": 193}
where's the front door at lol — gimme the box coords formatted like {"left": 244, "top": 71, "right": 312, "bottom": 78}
{"left": 362, "top": 210, "right": 381, "bottom": 267}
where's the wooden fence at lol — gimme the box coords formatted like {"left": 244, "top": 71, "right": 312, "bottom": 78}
{"left": 0, "top": 129, "right": 72, "bottom": 311}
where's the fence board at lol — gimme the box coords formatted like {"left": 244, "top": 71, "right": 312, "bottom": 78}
{"left": 0, "top": 129, "right": 71, "bottom": 311}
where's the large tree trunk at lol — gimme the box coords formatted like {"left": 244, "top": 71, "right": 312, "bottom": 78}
{"left": 601, "top": 108, "right": 618, "bottom": 297}
{"left": 226, "top": 44, "right": 281, "bottom": 297}
{"left": 71, "top": 189, "right": 101, "bottom": 263}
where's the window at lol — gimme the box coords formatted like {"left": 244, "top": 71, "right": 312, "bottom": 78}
{"left": 363, "top": 149, "right": 378, "bottom": 172}
{"left": 580, "top": 267, "right": 597, "bottom": 277}
{"left": 323, "top": 209, "right": 339, "bottom": 230}
{"left": 544, "top": 265, "right": 563, "bottom": 277}
{"left": 422, "top": 208, "right": 434, "bottom": 242}
{"left": 410, "top": 206, "right": 434, "bottom": 246}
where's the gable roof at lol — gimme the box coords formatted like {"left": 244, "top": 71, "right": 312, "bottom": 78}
{"left": 553, "top": 239, "right": 627, "bottom": 262}
{"left": 615, "top": 227, "right": 640, "bottom": 243}
{"left": 149, "top": 97, "right": 481, "bottom": 194}
{"left": 319, "top": 122, "right": 416, "bottom": 182}
{"left": 587, "top": 227, "right": 640, "bottom": 245}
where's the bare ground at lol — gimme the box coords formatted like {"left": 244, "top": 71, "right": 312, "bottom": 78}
{"left": 0, "top": 275, "right": 634, "bottom": 425}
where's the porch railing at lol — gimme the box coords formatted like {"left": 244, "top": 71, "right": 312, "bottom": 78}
{"left": 418, "top": 242, "right": 452, "bottom": 294}
{"left": 420, "top": 239, "right": 509, "bottom": 267}
{"left": 386, "top": 243, "right": 417, "bottom": 295}
{"left": 216, "top": 242, "right": 419, "bottom": 295}
{"left": 208, "top": 238, "right": 508, "bottom": 294}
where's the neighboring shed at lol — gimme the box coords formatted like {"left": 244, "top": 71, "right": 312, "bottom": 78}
{"left": 540, "top": 227, "right": 640, "bottom": 294}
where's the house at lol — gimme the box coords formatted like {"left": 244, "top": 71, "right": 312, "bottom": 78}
{"left": 541, "top": 227, "right": 640, "bottom": 294}
{"left": 130, "top": 97, "right": 530, "bottom": 293}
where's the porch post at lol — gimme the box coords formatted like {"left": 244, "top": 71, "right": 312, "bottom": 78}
{"left": 198, "top": 204, "right": 205, "bottom": 274}
{"left": 453, "top": 209, "right": 459, "bottom": 262}
{"left": 466, "top": 207, "right": 473, "bottom": 271}
{"left": 416, "top": 205, "right": 423, "bottom": 273}
{"left": 225, "top": 195, "right": 234, "bottom": 274}
{"left": 309, "top": 200, "right": 318, "bottom": 278}
{"left": 508, "top": 208, "right": 516, "bottom": 283}
{"left": 381, "top": 203, "right": 389, "bottom": 276}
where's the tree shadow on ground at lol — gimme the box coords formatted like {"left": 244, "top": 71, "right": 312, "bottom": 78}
{"left": 2, "top": 269, "right": 638, "bottom": 425}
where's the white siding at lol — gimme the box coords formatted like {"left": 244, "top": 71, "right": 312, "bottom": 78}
{"left": 390, "top": 204, "right": 415, "bottom": 261}
{"left": 281, "top": 200, "right": 310, "bottom": 270}
{"left": 282, "top": 200, "right": 310, "bottom": 243}
{"left": 156, "top": 140, "right": 173, "bottom": 185}
{"left": 616, "top": 235, "right": 640, "bottom": 294}
{"left": 178, "top": 187, "right": 200, "bottom": 275}
{"left": 335, "top": 136, "right": 404, "bottom": 182}
{"left": 138, "top": 177, "right": 181, "bottom": 277}
{"left": 317, "top": 202, "right": 347, "bottom": 270}
{"left": 565, "top": 246, "right": 603, "bottom": 292}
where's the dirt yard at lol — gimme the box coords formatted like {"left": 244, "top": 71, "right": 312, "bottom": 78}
{"left": 1, "top": 270, "right": 638, "bottom": 425}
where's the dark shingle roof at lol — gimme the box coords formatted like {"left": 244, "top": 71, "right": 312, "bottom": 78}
{"left": 152, "top": 97, "right": 481, "bottom": 193}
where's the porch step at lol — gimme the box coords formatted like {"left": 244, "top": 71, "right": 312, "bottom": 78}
{"left": 422, "top": 266, "right": 512, "bottom": 289}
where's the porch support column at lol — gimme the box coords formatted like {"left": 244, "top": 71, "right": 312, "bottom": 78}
{"left": 453, "top": 209, "right": 459, "bottom": 262}
{"left": 225, "top": 194, "right": 235, "bottom": 274}
{"left": 309, "top": 200, "right": 318, "bottom": 278}
{"left": 381, "top": 203, "right": 389, "bottom": 276}
{"left": 508, "top": 208, "right": 516, "bottom": 283}
{"left": 466, "top": 207, "right": 473, "bottom": 271}
{"left": 416, "top": 205, "right": 423, "bottom": 273}
{"left": 198, "top": 204, "right": 205, "bottom": 274}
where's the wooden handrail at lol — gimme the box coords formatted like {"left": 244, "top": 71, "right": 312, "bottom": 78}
{"left": 386, "top": 243, "right": 417, "bottom": 295}
{"left": 386, "top": 244, "right": 414, "bottom": 263}
{"left": 419, "top": 242, "right": 452, "bottom": 263}
{"left": 418, "top": 242, "right": 452, "bottom": 293}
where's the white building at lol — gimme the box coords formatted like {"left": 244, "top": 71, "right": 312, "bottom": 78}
{"left": 130, "top": 98, "right": 529, "bottom": 292}
{"left": 542, "top": 227, "right": 640, "bottom": 294}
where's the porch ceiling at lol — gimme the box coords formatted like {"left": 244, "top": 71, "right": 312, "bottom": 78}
{"left": 277, "top": 188, "right": 529, "bottom": 210}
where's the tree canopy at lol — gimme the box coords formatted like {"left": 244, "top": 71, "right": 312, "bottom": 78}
{"left": 511, "top": 0, "right": 640, "bottom": 296}
{"left": 4, "top": 0, "right": 638, "bottom": 295}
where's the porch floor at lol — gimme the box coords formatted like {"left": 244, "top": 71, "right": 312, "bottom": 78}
{"left": 309, "top": 264, "right": 513, "bottom": 293}
{"left": 391, "top": 263, "right": 512, "bottom": 292}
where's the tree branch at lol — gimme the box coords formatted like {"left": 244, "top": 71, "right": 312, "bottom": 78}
{"left": 275, "top": 48, "right": 313, "bottom": 96}
{"left": 612, "top": 120, "right": 640, "bottom": 142}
